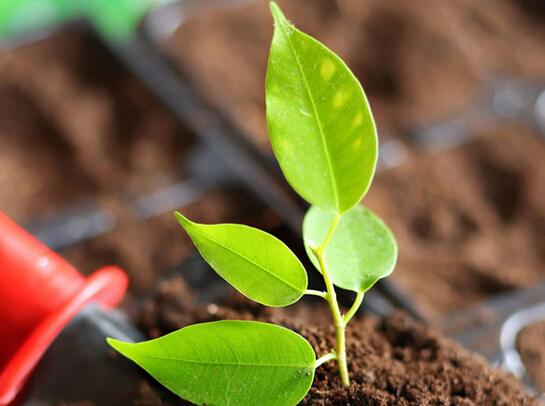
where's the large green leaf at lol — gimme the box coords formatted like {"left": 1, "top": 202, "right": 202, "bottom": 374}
{"left": 303, "top": 205, "right": 397, "bottom": 293}
{"left": 108, "top": 321, "right": 315, "bottom": 406}
{"left": 266, "top": 2, "right": 378, "bottom": 214}
{"left": 176, "top": 212, "right": 307, "bottom": 307}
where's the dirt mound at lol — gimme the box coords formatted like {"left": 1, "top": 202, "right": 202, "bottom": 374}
{"left": 132, "top": 276, "right": 539, "bottom": 405}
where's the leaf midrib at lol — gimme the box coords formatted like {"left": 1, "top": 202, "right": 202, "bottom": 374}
{"left": 277, "top": 18, "right": 340, "bottom": 211}
{"left": 189, "top": 224, "right": 303, "bottom": 294}
{"left": 130, "top": 351, "right": 312, "bottom": 369}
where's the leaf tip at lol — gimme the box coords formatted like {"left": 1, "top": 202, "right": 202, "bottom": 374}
{"left": 269, "top": 1, "right": 287, "bottom": 25}
{"left": 106, "top": 337, "right": 125, "bottom": 354}
{"left": 174, "top": 211, "right": 190, "bottom": 227}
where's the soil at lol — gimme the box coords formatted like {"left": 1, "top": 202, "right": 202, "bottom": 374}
{"left": 516, "top": 320, "right": 545, "bottom": 392}
{"left": 164, "top": 0, "right": 545, "bottom": 151}
{"left": 126, "top": 275, "right": 540, "bottom": 406}
{"left": 0, "top": 28, "right": 192, "bottom": 224}
{"left": 365, "top": 127, "right": 545, "bottom": 320}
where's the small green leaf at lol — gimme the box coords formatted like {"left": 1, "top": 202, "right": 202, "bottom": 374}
{"left": 107, "top": 321, "right": 315, "bottom": 406}
{"left": 266, "top": 2, "right": 378, "bottom": 214}
{"left": 303, "top": 205, "right": 397, "bottom": 293}
{"left": 176, "top": 212, "right": 307, "bottom": 307}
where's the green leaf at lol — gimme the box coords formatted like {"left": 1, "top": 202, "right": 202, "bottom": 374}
{"left": 108, "top": 321, "right": 315, "bottom": 406}
{"left": 303, "top": 205, "right": 397, "bottom": 293}
{"left": 176, "top": 212, "right": 307, "bottom": 307}
{"left": 266, "top": 2, "right": 378, "bottom": 214}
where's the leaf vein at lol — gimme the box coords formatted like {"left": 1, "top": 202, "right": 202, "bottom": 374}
{"left": 131, "top": 352, "right": 310, "bottom": 368}
{"left": 190, "top": 225, "right": 302, "bottom": 293}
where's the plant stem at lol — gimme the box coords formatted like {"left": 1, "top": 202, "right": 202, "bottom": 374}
{"left": 304, "top": 289, "right": 328, "bottom": 299}
{"left": 343, "top": 291, "right": 364, "bottom": 325}
{"left": 318, "top": 213, "right": 340, "bottom": 255}
{"left": 311, "top": 213, "right": 350, "bottom": 386}
{"left": 315, "top": 351, "right": 337, "bottom": 368}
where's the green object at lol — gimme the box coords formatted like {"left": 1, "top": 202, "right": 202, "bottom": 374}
{"left": 0, "top": 0, "right": 161, "bottom": 43}
{"left": 108, "top": 321, "right": 316, "bottom": 406}
{"left": 88, "top": 0, "right": 156, "bottom": 42}
{"left": 176, "top": 213, "right": 308, "bottom": 307}
{"left": 109, "top": 2, "right": 398, "bottom": 403}
{"left": 303, "top": 205, "right": 397, "bottom": 293}
{"left": 266, "top": 2, "right": 377, "bottom": 215}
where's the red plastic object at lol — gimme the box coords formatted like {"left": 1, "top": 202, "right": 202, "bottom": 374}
{"left": 0, "top": 210, "right": 128, "bottom": 405}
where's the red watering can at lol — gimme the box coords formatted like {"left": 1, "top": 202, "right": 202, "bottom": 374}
{"left": 0, "top": 210, "right": 128, "bottom": 405}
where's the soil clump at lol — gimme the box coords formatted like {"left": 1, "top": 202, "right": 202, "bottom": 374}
{"left": 516, "top": 320, "right": 545, "bottom": 392}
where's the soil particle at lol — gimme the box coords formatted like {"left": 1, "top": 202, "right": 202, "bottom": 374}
{"left": 516, "top": 320, "right": 545, "bottom": 392}
{"left": 131, "top": 276, "right": 539, "bottom": 406}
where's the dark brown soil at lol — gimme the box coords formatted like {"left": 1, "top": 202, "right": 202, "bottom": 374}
{"left": 164, "top": 0, "right": 545, "bottom": 151}
{"left": 511, "top": 0, "right": 545, "bottom": 19}
{"left": 516, "top": 320, "right": 545, "bottom": 392}
{"left": 0, "top": 29, "right": 191, "bottom": 224}
{"left": 130, "top": 275, "right": 539, "bottom": 406}
{"left": 365, "top": 127, "right": 545, "bottom": 320}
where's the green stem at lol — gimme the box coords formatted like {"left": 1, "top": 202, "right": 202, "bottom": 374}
{"left": 304, "top": 289, "right": 328, "bottom": 299}
{"left": 343, "top": 291, "right": 364, "bottom": 325}
{"left": 315, "top": 351, "right": 337, "bottom": 368}
{"left": 311, "top": 213, "right": 350, "bottom": 386}
{"left": 318, "top": 213, "right": 340, "bottom": 256}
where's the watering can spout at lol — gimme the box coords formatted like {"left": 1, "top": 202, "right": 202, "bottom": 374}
{"left": 0, "top": 210, "right": 128, "bottom": 405}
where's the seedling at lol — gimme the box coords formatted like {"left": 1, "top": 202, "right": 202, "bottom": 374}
{"left": 107, "top": 3, "right": 397, "bottom": 405}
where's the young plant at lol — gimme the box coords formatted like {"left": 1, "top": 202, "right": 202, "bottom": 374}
{"left": 107, "top": 3, "right": 397, "bottom": 405}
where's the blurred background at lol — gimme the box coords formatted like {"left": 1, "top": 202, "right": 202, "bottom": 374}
{"left": 1, "top": 0, "right": 545, "bottom": 400}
